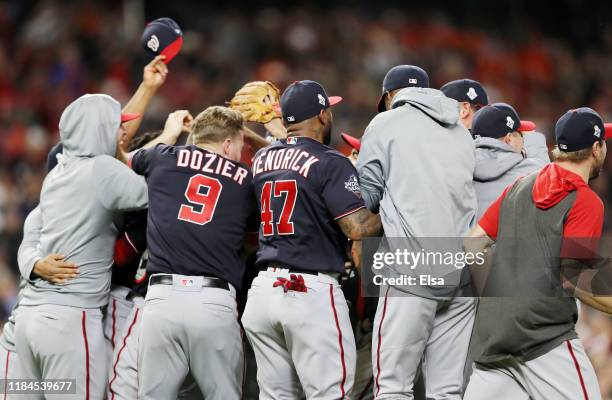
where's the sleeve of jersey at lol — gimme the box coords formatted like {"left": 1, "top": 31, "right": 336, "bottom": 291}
{"left": 320, "top": 156, "right": 366, "bottom": 220}
{"left": 129, "top": 146, "right": 157, "bottom": 176}
{"left": 560, "top": 189, "right": 604, "bottom": 260}
{"left": 478, "top": 184, "right": 513, "bottom": 240}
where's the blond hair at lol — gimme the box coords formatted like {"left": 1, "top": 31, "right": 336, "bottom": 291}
{"left": 551, "top": 145, "right": 593, "bottom": 162}
{"left": 190, "top": 106, "right": 244, "bottom": 144}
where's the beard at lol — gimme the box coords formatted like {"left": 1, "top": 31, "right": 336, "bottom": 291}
{"left": 589, "top": 155, "right": 604, "bottom": 180}
{"left": 323, "top": 122, "right": 332, "bottom": 146}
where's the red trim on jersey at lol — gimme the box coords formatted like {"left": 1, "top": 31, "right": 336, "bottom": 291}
{"left": 109, "top": 309, "right": 140, "bottom": 400}
{"left": 566, "top": 340, "right": 589, "bottom": 400}
{"left": 4, "top": 350, "right": 9, "bottom": 400}
{"left": 329, "top": 284, "right": 347, "bottom": 398}
{"left": 110, "top": 299, "right": 117, "bottom": 349}
{"left": 334, "top": 205, "right": 366, "bottom": 221}
{"left": 81, "top": 311, "right": 90, "bottom": 400}
{"left": 375, "top": 287, "right": 390, "bottom": 397}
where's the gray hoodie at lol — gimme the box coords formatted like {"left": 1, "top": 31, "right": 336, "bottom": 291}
{"left": 357, "top": 88, "right": 477, "bottom": 297}
{"left": 21, "top": 94, "right": 148, "bottom": 309}
{"left": 473, "top": 132, "right": 549, "bottom": 219}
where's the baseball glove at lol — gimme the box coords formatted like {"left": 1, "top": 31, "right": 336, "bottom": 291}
{"left": 229, "top": 81, "right": 281, "bottom": 124}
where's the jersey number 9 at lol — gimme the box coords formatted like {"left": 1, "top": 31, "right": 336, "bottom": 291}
{"left": 178, "top": 174, "right": 223, "bottom": 225}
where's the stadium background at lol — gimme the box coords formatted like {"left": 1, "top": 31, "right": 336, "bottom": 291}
{"left": 0, "top": 0, "right": 610, "bottom": 396}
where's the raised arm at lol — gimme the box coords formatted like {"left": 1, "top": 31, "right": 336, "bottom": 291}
{"left": 120, "top": 55, "right": 169, "bottom": 151}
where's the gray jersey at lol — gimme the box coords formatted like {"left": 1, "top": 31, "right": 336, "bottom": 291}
{"left": 20, "top": 94, "right": 148, "bottom": 309}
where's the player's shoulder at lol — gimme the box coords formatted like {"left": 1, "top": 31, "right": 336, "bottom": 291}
{"left": 575, "top": 184, "right": 604, "bottom": 211}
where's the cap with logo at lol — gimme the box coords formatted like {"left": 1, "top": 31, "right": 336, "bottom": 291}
{"left": 440, "top": 79, "right": 488, "bottom": 107}
{"left": 141, "top": 17, "right": 183, "bottom": 64}
{"left": 377, "top": 65, "right": 430, "bottom": 112}
{"left": 472, "top": 103, "right": 536, "bottom": 139}
{"left": 555, "top": 107, "right": 612, "bottom": 152}
{"left": 280, "top": 80, "right": 342, "bottom": 124}
{"left": 341, "top": 133, "right": 361, "bottom": 151}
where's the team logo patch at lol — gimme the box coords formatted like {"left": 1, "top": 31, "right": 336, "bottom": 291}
{"left": 147, "top": 35, "right": 160, "bottom": 52}
{"left": 560, "top": 143, "right": 568, "bottom": 150}
{"left": 467, "top": 87, "right": 477, "bottom": 100}
{"left": 409, "top": 78, "right": 417, "bottom": 84}
{"left": 594, "top": 125, "right": 601, "bottom": 138}
{"left": 344, "top": 174, "right": 362, "bottom": 198}
{"left": 317, "top": 94, "right": 326, "bottom": 106}
{"left": 286, "top": 116, "right": 295, "bottom": 122}
{"left": 180, "top": 278, "right": 194, "bottom": 287}
{"left": 506, "top": 116, "right": 515, "bottom": 129}
{"left": 287, "top": 137, "right": 297, "bottom": 145}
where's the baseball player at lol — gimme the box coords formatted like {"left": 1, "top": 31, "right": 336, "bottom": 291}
{"left": 440, "top": 79, "right": 489, "bottom": 131}
{"left": 15, "top": 93, "right": 149, "bottom": 399}
{"left": 241, "top": 80, "right": 382, "bottom": 400}
{"left": 131, "top": 106, "right": 256, "bottom": 400}
{"left": 108, "top": 117, "right": 207, "bottom": 400}
{"left": 463, "top": 107, "right": 612, "bottom": 400}
{"left": 358, "top": 65, "right": 477, "bottom": 399}
{"left": 472, "top": 103, "right": 548, "bottom": 219}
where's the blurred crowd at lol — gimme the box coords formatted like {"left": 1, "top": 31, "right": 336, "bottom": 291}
{"left": 0, "top": 0, "right": 610, "bottom": 396}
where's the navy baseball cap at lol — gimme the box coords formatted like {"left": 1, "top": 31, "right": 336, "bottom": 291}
{"left": 440, "top": 79, "right": 488, "bottom": 107}
{"left": 555, "top": 107, "right": 612, "bottom": 152}
{"left": 472, "top": 103, "right": 536, "bottom": 139}
{"left": 377, "top": 65, "right": 429, "bottom": 112}
{"left": 280, "top": 80, "right": 342, "bottom": 124}
{"left": 141, "top": 18, "right": 183, "bottom": 64}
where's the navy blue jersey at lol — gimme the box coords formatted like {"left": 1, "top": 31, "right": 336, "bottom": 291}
{"left": 252, "top": 136, "right": 365, "bottom": 273}
{"left": 131, "top": 144, "right": 257, "bottom": 289}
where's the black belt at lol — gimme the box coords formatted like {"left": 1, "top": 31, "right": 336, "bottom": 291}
{"left": 149, "top": 274, "right": 229, "bottom": 291}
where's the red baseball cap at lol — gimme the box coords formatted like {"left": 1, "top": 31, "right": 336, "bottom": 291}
{"left": 121, "top": 113, "right": 140, "bottom": 123}
{"left": 341, "top": 133, "right": 361, "bottom": 151}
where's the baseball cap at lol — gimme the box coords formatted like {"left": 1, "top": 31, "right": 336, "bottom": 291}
{"left": 280, "top": 80, "right": 342, "bottom": 124}
{"left": 472, "top": 103, "right": 536, "bottom": 139}
{"left": 377, "top": 65, "right": 429, "bottom": 112}
{"left": 141, "top": 17, "right": 183, "bottom": 64}
{"left": 440, "top": 79, "right": 488, "bottom": 107}
{"left": 341, "top": 133, "right": 361, "bottom": 151}
{"left": 555, "top": 107, "right": 612, "bottom": 152}
{"left": 121, "top": 113, "right": 140, "bottom": 123}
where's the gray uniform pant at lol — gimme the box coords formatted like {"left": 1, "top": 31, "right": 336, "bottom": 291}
{"left": 371, "top": 287, "right": 475, "bottom": 400}
{"left": 108, "top": 294, "right": 203, "bottom": 400}
{"left": 0, "top": 345, "right": 22, "bottom": 399}
{"left": 137, "top": 275, "right": 243, "bottom": 400}
{"left": 242, "top": 268, "right": 356, "bottom": 400}
{"left": 15, "top": 304, "right": 107, "bottom": 400}
{"left": 463, "top": 338, "right": 601, "bottom": 400}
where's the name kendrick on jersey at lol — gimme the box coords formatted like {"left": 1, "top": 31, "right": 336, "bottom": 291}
{"left": 176, "top": 148, "right": 249, "bottom": 185}
{"left": 252, "top": 148, "right": 319, "bottom": 178}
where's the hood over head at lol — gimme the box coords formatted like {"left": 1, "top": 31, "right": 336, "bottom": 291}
{"left": 391, "top": 87, "right": 459, "bottom": 126}
{"left": 473, "top": 136, "right": 524, "bottom": 182}
{"left": 532, "top": 163, "right": 588, "bottom": 209}
{"left": 59, "top": 94, "right": 121, "bottom": 158}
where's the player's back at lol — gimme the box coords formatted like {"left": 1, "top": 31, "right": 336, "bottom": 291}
{"left": 131, "top": 144, "right": 256, "bottom": 290}
{"left": 252, "top": 136, "right": 364, "bottom": 274}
